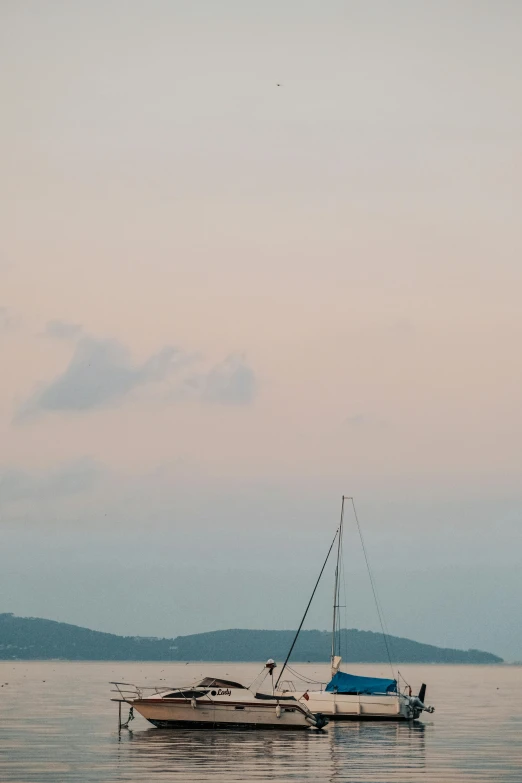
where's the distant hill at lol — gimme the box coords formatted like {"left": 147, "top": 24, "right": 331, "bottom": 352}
{"left": 0, "top": 613, "right": 503, "bottom": 663}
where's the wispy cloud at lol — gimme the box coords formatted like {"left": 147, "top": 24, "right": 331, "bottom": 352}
{"left": 343, "top": 413, "right": 389, "bottom": 430}
{"left": 44, "top": 319, "right": 84, "bottom": 340}
{"left": 0, "top": 306, "right": 14, "bottom": 333}
{"left": 201, "top": 354, "right": 257, "bottom": 405}
{"left": 17, "top": 336, "right": 191, "bottom": 419}
{"left": 17, "top": 320, "right": 258, "bottom": 420}
{"left": 179, "top": 354, "right": 257, "bottom": 406}
{"left": 0, "top": 457, "right": 104, "bottom": 504}
{"left": 344, "top": 413, "right": 366, "bottom": 428}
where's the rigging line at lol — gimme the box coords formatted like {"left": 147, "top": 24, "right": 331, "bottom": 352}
{"left": 379, "top": 607, "right": 398, "bottom": 667}
{"left": 275, "top": 526, "right": 340, "bottom": 689}
{"left": 284, "top": 665, "right": 326, "bottom": 685}
{"left": 247, "top": 664, "right": 272, "bottom": 690}
{"left": 348, "top": 497, "right": 395, "bottom": 680}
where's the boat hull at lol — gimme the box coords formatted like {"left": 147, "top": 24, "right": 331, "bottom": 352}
{"left": 147, "top": 718, "right": 314, "bottom": 730}
{"left": 292, "top": 692, "right": 414, "bottom": 720}
{"left": 132, "top": 700, "right": 316, "bottom": 730}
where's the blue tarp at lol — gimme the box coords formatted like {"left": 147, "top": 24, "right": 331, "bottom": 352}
{"left": 325, "top": 672, "right": 397, "bottom": 695}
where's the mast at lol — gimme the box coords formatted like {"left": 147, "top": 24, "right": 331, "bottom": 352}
{"left": 330, "top": 496, "right": 345, "bottom": 672}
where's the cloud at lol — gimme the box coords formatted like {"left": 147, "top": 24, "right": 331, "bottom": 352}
{"left": 0, "top": 457, "right": 104, "bottom": 504}
{"left": 200, "top": 354, "right": 257, "bottom": 405}
{"left": 44, "top": 319, "right": 83, "bottom": 340}
{"left": 17, "top": 326, "right": 257, "bottom": 420}
{"left": 391, "top": 318, "right": 415, "bottom": 336}
{"left": 18, "top": 336, "right": 191, "bottom": 418}
{"left": 0, "top": 306, "right": 14, "bottom": 332}
{"left": 344, "top": 414, "right": 366, "bottom": 427}
{"left": 343, "top": 413, "right": 389, "bottom": 431}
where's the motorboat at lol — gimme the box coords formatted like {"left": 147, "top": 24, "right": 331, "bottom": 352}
{"left": 111, "top": 661, "right": 328, "bottom": 730}
{"left": 274, "top": 496, "right": 435, "bottom": 721}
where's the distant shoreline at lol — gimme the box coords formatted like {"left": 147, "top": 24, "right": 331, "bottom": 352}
{"left": 0, "top": 613, "right": 504, "bottom": 664}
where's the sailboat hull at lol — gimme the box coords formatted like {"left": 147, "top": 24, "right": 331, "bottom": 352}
{"left": 292, "top": 691, "right": 415, "bottom": 720}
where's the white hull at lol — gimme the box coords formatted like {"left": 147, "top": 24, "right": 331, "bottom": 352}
{"left": 133, "top": 698, "right": 317, "bottom": 729}
{"left": 292, "top": 691, "right": 415, "bottom": 720}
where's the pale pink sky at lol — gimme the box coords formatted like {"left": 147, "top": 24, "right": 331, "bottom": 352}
{"left": 1, "top": 1, "right": 521, "bottom": 659}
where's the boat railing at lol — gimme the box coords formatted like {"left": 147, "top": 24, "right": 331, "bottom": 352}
{"left": 276, "top": 678, "right": 327, "bottom": 693}
{"left": 110, "top": 681, "right": 167, "bottom": 701}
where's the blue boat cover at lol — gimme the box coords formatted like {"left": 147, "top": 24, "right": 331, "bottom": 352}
{"left": 325, "top": 672, "right": 397, "bottom": 695}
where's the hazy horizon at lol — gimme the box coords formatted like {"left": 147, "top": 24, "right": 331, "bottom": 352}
{"left": 1, "top": 1, "right": 521, "bottom": 662}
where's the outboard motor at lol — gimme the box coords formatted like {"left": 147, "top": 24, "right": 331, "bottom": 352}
{"left": 313, "top": 712, "right": 329, "bottom": 730}
{"left": 409, "top": 683, "right": 435, "bottom": 717}
{"left": 304, "top": 710, "right": 329, "bottom": 730}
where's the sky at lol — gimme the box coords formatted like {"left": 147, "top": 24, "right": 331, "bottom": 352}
{"left": 1, "top": 1, "right": 521, "bottom": 661}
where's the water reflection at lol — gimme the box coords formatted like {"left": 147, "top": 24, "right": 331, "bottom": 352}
{"left": 116, "top": 720, "right": 426, "bottom": 782}
{"left": 328, "top": 722, "right": 426, "bottom": 781}
{"left": 120, "top": 726, "right": 328, "bottom": 781}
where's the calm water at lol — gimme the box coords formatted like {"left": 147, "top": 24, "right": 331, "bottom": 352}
{"left": 1, "top": 661, "right": 521, "bottom": 782}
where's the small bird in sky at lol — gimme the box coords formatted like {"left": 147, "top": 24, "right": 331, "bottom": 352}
{"left": 277, "top": 83, "right": 281, "bottom": 87}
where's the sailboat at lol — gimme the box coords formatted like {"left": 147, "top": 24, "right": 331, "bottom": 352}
{"left": 275, "top": 496, "right": 435, "bottom": 720}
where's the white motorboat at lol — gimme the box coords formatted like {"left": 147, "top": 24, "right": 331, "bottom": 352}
{"left": 111, "top": 661, "right": 329, "bottom": 730}
{"left": 275, "top": 497, "right": 435, "bottom": 721}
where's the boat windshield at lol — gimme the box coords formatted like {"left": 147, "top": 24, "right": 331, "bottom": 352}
{"left": 163, "top": 689, "right": 209, "bottom": 699}
{"left": 197, "top": 677, "right": 246, "bottom": 689}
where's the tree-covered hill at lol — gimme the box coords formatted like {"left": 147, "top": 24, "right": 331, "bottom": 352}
{"left": 0, "top": 613, "right": 503, "bottom": 663}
